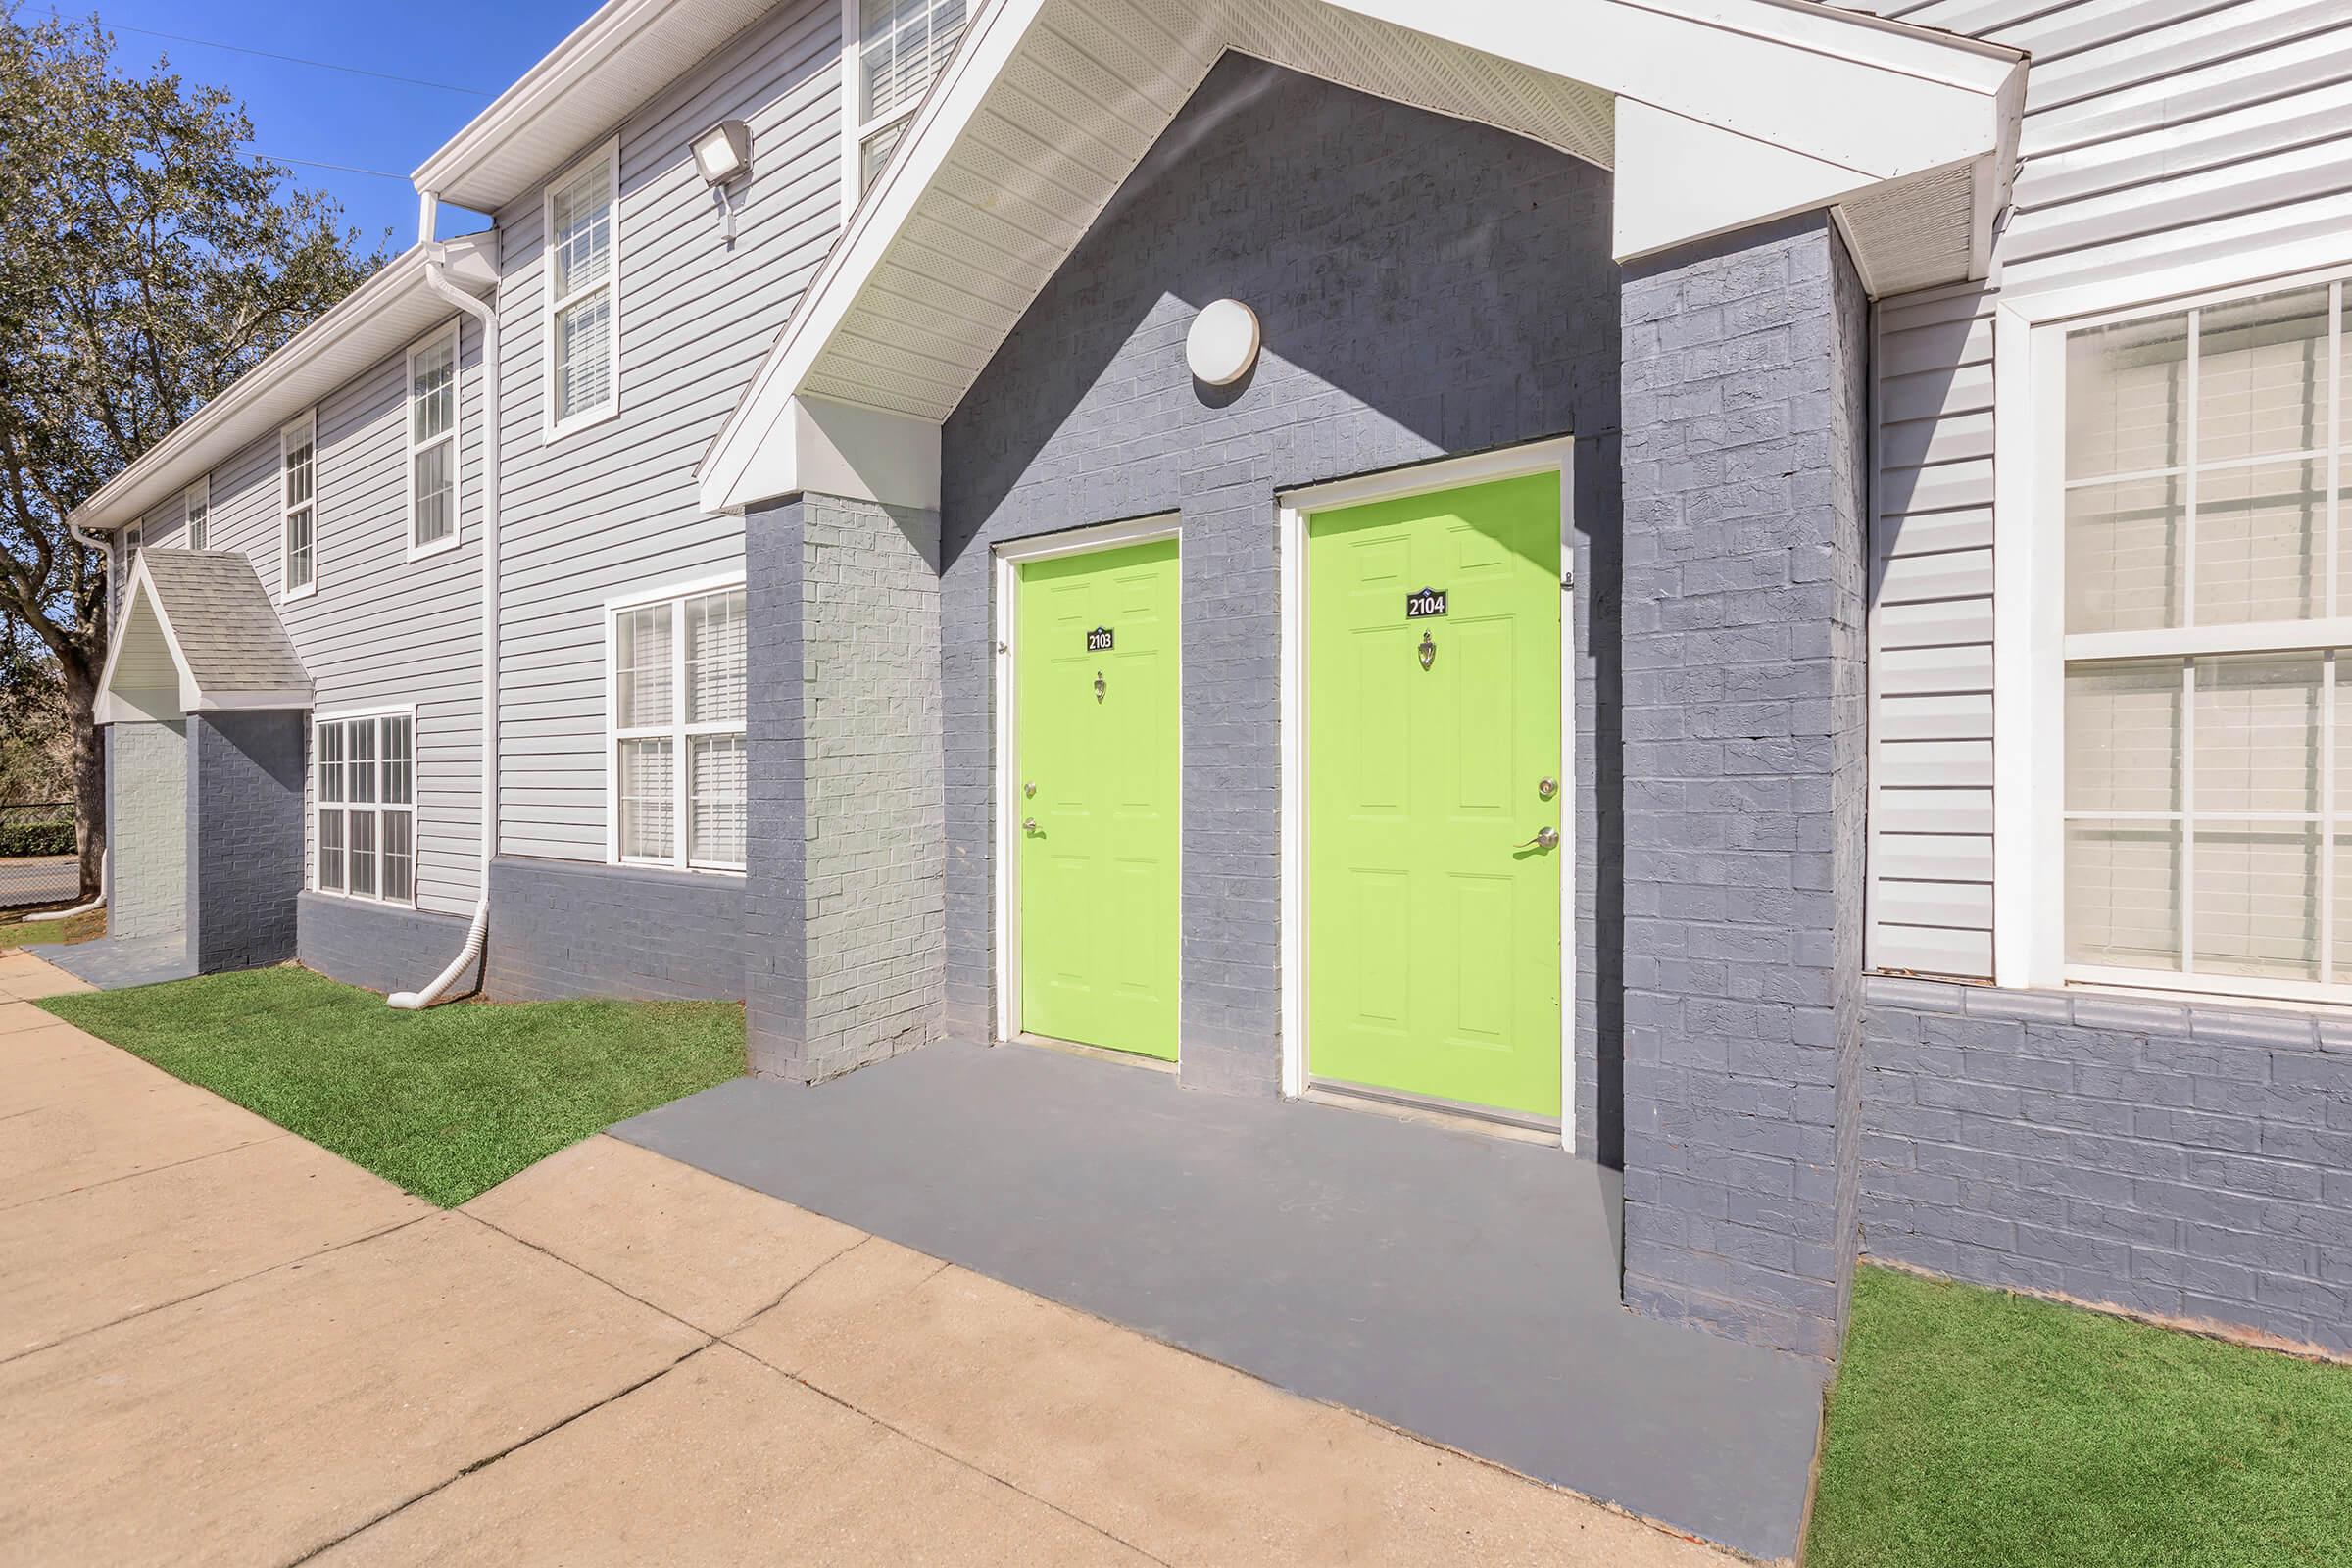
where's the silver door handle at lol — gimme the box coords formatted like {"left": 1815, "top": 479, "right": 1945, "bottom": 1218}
{"left": 1022, "top": 817, "right": 1038, "bottom": 833}
{"left": 1516, "top": 827, "right": 1559, "bottom": 851}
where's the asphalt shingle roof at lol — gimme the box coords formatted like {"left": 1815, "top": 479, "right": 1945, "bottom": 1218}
{"left": 138, "top": 551, "right": 311, "bottom": 698}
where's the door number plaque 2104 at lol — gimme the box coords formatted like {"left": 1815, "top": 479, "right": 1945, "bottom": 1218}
{"left": 1404, "top": 587, "right": 1448, "bottom": 619}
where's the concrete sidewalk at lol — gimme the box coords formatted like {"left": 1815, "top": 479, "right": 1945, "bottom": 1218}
{"left": 0, "top": 949, "right": 1742, "bottom": 1567}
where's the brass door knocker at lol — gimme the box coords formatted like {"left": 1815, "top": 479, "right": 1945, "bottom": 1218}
{"left": 1094, "top": 670, "right": 1106, "bottom": 703}
{"left": 1418, "top": 631, "right": 1436, "bottom": 671}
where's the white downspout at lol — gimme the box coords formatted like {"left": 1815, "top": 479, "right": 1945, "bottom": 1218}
{"left": 393, "top": 221, "right": 501, "bottom": 1008}
{"left": 56, "top": 520, "right": 114, "bottom": 917}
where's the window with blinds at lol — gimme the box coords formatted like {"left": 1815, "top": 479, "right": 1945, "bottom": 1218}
{"left": 185, "top": 477, "right": 209, "bottom": 550}
{"left": 315, "top": 711, "right": 416, "bottom": 906}
{"left": 409, "top": 325, "right": 459, "bottom": 555}
{"left": 850, "top": 0, "right": 965, "bottom": 198}
{"left": 544, "top": 144, "right": 618, "bottom": 436}
{"left": 611, "top": 585, "right": 748, "bottom": 871}
{"left": 280, "top": 414, "right": 315, "bottom": 597}
{"left": 2062, "top": 277, "right": 2352, "bottom": 1003}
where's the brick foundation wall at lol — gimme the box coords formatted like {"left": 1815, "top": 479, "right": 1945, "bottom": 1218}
{"left": 298, "top": 892, "right": 475, "bottom": 995}
{"left": 939, "top": 55, "right": 1622, "bottom": 1115}
{"left": 483, "top": 856, "right": 743, "bottom": 1002}
{"left": 1864, "top": 977, "right": 2352, "bottom": 1356}
{"left": 1615, "top": 212, "right": 1871, "bottom": 1358}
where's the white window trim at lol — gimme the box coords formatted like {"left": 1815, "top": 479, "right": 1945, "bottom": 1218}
{"left": 836, "top": 0, "right": 947, "bottom": 217}
{"left": 311, "top": 703, "right": 419, "bottom": 909}
{"left": 541, "top": 137, "right": 622, "bottom": 445}
{"left": 183, "top": 476, "right": 209, "bottom": 551}
{"left": 279, "top": 412, "right": 318, "bottom": 602}
{"left": 406, "top": 321, "right": 464, "bottom": 563}
{"left": 2000, "top": 254, "right": 2352, "bottom": 1004}
{"left": 603, "top": 572, "right": 749, "bottom": 876}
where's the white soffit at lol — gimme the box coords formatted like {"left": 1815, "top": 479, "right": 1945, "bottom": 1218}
{"left": 701, "top": 0, "right": 2023, "bottom": 512}
{"left": 411, "top": 0, "right": 774, "bottom": 214}
{"left": 69, "top": 235, "right": 498, "bottom": 533}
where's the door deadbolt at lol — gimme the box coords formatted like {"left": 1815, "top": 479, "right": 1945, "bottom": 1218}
{"left": 1024, "top": 781, "right": 1037, "bottom": 799}
{"left": 1537, "top": 776, "right": 1558, "bottom": 801}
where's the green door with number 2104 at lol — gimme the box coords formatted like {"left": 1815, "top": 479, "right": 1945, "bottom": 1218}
{"left": 1015, "top": 538, "right": 1181, "bottom": 1060}
{"left": 1307, "top": 472, "right": 1562, "bottom": 1121}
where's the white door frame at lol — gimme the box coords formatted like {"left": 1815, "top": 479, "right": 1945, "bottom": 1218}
{"left": 991, "top": 514, "right": 1184, "bottom": 1047}
{"left": 1276, "top": 437, "right": 1579, "bottom": 1152}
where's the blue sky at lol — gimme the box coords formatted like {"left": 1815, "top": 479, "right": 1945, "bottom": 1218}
{"left": 72, "top": 0, "right": 601, "bottom": 246}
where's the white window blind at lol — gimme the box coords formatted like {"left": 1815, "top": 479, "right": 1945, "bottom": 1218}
{"left": 611, "top": 586, "right": 747, "bottom": 870}
{"left": 851, "top": 0, "right": 964, "bottom": 196}
{"left": 2061, "top": 277, "right": 2351, "bottom": 1002}
{"left": 410, "top": 328, "right": 458, "bottom": 552}
{"left": 546, "top": 149, "right": 617, "bottom": 432}
{"left": 185, "top": 478, "right": 209, "bottom": 551}
{"left": 315, "top": 711, "right": 416, "bottom": 905}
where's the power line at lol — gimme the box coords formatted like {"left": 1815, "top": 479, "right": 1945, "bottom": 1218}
{"left": 66, "top": 12, "right": 493, "bottom": 96}
{"left": 254, "top": 153, "right": 414, "bottom": 182}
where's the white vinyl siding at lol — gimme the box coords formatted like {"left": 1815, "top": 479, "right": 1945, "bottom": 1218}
{"left": 315, "top": 709, "right": 417, "bottom": 906}
{"left": 608, "top": 584, "right": 747, "bottom": 871}
{"left": 496, "top": 0, "right": 843, "bottom": 865}
{"left": 408, "top": 324, "right": 461, "bottom": 557}
{"left": 191, "top": 320, "right": 486, "bottom": 919}
{"left": 543, "top": 141, "right": 620, "bottom": 438}
{"left": 1848, "top": 0, "right": 2352, "bottom": 982}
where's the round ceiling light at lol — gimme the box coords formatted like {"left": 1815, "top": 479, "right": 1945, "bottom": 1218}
{"left": 1186, "top": 299, "right": 1260, "bottom": 387}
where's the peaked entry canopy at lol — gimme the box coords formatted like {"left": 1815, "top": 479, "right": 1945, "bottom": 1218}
{"left": 96, "top": 551, "right": 313, "bottom": 725}
{"left": 699, "top": 0, "right": 2025, "bottom": 515}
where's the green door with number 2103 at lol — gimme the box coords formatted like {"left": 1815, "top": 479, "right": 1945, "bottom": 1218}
{"left": 1307, "top": 472, "right": 1562, "bottom": 1121}
{"left": 1016, "top": 538, "right": 1181, "bottom": 1060}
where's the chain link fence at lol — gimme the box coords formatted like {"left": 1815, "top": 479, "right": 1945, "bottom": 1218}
{"left": 0, "top": 803, "right": 80, "bottom": 909}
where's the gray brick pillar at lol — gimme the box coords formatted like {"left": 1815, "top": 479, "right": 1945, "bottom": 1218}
{"left": 185, "top": 710, "right": 304, "bottom": 973}
{"left": 743, "top": 492, "right": 949, "bottom": 1082}
{"left": 1616, "top": 212, "right": 1870, "bottom": 1358}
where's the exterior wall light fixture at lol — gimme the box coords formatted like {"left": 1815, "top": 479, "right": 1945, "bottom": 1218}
{"left": 1186, "top": 298, "right": 1260, "bottom": 386}
{"left": 691, "top": 120, "right": 753, "bottom": 241}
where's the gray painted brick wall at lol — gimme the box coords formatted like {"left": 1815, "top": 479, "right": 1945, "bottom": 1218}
{"left": 298, "top": 892, "right": 476, "bottom": 995}
{"left": 1616, "top": 213, "right": 1871, "bottom": 1359}
{"left": 940, "top": 56, "right": 1622, "bottom": 1115}
{"left": 743, "top": 497, "right": 809, "bottom": 1076}
{"left": 484, "top": 855, "right": 743, "bottom": 1001}
{"left": 186, "top": 710, "right": 304, "bottom": 973}
{"left": 110, "top": 720, "right": 186, "bottom": 940}
{"left": 1864, "top": 978, "right": 2352, "bottom": 1356}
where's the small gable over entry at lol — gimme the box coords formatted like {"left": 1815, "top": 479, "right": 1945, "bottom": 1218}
{"left": 97, "top": 551, "right": 313, "bottom": 725}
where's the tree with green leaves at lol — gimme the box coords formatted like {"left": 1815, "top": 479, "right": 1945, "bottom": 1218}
{"left": 0, "top": 8, "right": 384, "bottom": 901}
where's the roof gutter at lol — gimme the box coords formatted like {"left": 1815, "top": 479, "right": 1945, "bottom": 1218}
{"left": 391, "top": 209, "right": 501, "bottom": 1009}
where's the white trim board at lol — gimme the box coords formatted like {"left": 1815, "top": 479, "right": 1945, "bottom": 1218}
{"left": 990, "top": 514, "right": 1184, "bottom": 1052}
{"left": 1276, "top": 436, "right": 1579, "bottom": 1152}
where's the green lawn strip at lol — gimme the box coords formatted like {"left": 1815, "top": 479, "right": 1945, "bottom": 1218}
{"left": 39, "top": 966, "right": 745, "bottom": 1206}
{"left": 1809, "top": 1265, "right": 2352, "bottom": 1568}
{"left": 2, "top": 908, "right": 103, "bottom": 947}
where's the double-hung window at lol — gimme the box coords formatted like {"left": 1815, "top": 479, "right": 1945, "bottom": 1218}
{"left": 845, "top": 0, "right": 966, "bottom": 201}
{"left": 2061, "top": 275, "right": 2352, "bottom": 1003}
{"left": 408, "top": 324, "right": 460, "bottom": 557}
{"left": 315, "top": 710, "right": 416, "bottom": 905}
{"left": 184, "top": 477, "right": 209, "bottom": 550}
{"left": 544, "top": 142, "right": 618, "bottom": 438}
{"left": 610, "top": 584, "right": 747, "bottom": 871}
{"left": 281, "top": 413, "right": 316, "bottom": 598}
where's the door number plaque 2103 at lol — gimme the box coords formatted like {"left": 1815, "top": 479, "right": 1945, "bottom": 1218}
{"left": 1086, "top": 626, "right": 1115, "bottom": 652}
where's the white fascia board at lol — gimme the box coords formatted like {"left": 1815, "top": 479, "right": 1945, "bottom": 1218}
{"left": 1612, "top": 101, "right": 1879, "bottom": 262}
{"left": 69, "top": 233, "right": 496, "bottom": 534}
{"left": 1331, "top": 0, "right": 2021, "bottom": 182}
{"left": 712, "top": 394, "right": 943, "bottom": 514}
{"left": 699, "top": 0, "right": 1048, "bottom": 513}
{"left": 190, "top": 688, "right": 317, "bottom": 712}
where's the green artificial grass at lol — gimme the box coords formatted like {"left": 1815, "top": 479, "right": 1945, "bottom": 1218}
{"left": 40, "top": 966, "right": 745, "bottom": 1206}
{"left": 1808, "top": 1265, "right": 2352, "bottom": 1568}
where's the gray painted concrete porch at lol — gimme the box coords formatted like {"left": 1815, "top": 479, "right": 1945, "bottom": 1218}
{"left": 614, "top": 1039, "right": 1825, "bottom": 1560}
{"left": 39, "top": 932, "right": 196, "bottom": 990}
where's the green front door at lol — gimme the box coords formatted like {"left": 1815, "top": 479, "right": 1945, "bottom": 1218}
{"left": 1307, "top": 472, "right": 1562, "bottom": 1120}
{"left": 1015, "top": 537, "right": 1181, "bottom": 1060}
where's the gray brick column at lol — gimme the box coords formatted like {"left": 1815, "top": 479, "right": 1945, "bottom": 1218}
{"left": 185, "top": 710, "right": 304, "bottom": 973}
{"left": 1617, "top": 212, "right": 1870, "bottom": 1358}
{"left": 743, "top": 492, "right": 948, "bottom": 1082}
